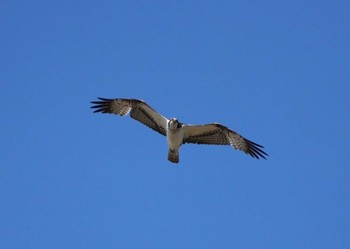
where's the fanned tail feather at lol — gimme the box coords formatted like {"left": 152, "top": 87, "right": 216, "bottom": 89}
{"left": 168, "top": 149, "right": 179, "bottom": 164}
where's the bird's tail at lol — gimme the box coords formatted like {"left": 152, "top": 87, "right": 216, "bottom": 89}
{"left": 168, "top": 149, "right": 179, "bottom": 164}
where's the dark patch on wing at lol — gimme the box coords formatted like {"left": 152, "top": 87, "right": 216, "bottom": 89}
{"left": 130, "top": 106, "right": 166, "bottom": 136}
{"left": 183, "top": 128, "right": 230, "bottom": 145}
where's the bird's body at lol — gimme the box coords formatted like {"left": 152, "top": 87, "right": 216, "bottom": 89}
{"left": 166, "top": 118, "right": 184, "bottom": 163}
{"left": 91, "top": 97, "right": 268, "bottom": 163}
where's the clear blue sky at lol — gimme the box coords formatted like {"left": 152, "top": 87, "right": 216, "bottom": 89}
{"left": 1, "top": 1, "right": 349, "bottom": 248}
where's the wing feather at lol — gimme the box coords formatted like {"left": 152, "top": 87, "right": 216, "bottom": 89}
{"left": 183, "top": 123, "right": 268, "bottom": 159}
{"left": 91, "top": 97, "right": 168, "bottom": 136}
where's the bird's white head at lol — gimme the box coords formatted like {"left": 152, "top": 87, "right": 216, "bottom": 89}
{"left": 168, "top": 118, "right": 180, "bottom": 131}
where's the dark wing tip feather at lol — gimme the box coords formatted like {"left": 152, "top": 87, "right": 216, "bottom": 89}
{"left": 90, "top": 97, "right": 115, "bottom": 113}
{"left": 90, "top": 97, "right": 112, "bottom": 104}
{"left": 245, "top": 139, "right": 268, "bottom": 159}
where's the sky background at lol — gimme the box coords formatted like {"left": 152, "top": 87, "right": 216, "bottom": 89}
{"left": 1, "top": 1, "right": 350, "bottom": 248}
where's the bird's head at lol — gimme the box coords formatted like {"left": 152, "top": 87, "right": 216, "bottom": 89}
{"left": 168, "top": 118, "right": 180, "bottom": 130}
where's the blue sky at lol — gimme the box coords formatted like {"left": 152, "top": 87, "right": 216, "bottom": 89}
{"left": 1, "top": 0, "right": 349, "bottom": 248}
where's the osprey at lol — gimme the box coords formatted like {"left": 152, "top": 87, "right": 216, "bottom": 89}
{"left": 91, "top": 97, "right": 268, "bottom": 163}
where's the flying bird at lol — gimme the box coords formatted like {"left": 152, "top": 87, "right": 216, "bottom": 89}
{"left": 91, "top": 98, "right": 268, "bottom": 163}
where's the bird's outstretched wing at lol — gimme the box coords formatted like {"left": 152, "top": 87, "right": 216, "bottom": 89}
{"left": 182, "top": 123, "right": 268, "bottom": 159}
{"left": 91, "top": 98, "right": 169, "bottom": 136}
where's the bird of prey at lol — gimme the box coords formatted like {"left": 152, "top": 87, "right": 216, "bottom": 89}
{"left": 91, "top": 97, "right": 268, "bottom": 163}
